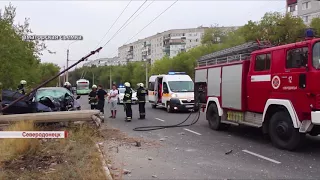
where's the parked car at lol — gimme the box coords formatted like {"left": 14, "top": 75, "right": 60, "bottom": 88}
{"left": 1, "top": 87, "right": 81, "bottom": 115}
{"left": 117, "top": 87, "right": 138, "bottom": 104}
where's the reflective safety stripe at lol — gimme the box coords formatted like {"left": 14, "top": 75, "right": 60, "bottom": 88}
{"left": 140, "top": 113, "right": 145, "bottom": 115}
{"left": 125, "top": 94, "right": 131, "bottom": 97}
{"left": 127, "top": 117, "right": 132, "bottom": 119}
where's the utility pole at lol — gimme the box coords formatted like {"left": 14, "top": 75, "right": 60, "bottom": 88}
{"left": 109, "top": 66, "right": 112, "bottom": 89}
{"left": 145, "top": 60, "right": 148, "bottom": 89}
{"left": 92, "top": 72, "right": 95, "bottom": 85}
{"left": 58, "top": 75, "right": 61, "bottom": 87}
{"left": 66, "top": 49, "right": 69, "bottom": 82}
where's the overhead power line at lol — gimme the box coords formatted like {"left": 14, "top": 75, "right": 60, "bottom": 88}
{"left": 108, "top": 0, "right": 178, "bottom": 57}
{"left": 116, "top": 0, "right": 155, "bottom": 38}
{"left": 96, "top": 0, "right": 133, "bottom": 48}
{"left": 124, "top": 0, "right": 178, "bottom": 45}
{"left": 102, "top": 0, "right": 148, "bottom": 48}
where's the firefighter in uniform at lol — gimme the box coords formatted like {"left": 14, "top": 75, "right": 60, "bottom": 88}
{"left": 123, "top": 82, "right": 132, "bottom": 122}
{"left": 137, "top": 83, "right": 147, "bottom": 119}
{"left": 88, "top": 85, "right": 98, "bottom": 109}
{"left": 17, "top": 80, "right": 27, "bottom": 95}
{"left": 63, "top": 82, "right": 72, "bottom": 92}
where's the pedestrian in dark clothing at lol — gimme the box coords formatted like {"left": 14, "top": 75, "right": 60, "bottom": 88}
{"left": 96, "top": 85, "right": 107, "bottom": 114}
{"left": 137, "top": 83, "right": 147, "bottom": 119}
{"left": 89, "top": 85, "right": 98, "bottom": 109}
{"left": 123, "top": 82, "right": 132, "bottom": 122}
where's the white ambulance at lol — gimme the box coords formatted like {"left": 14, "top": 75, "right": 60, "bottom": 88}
{"left": 148, "top": 72, "right": 197, "bottom": 113}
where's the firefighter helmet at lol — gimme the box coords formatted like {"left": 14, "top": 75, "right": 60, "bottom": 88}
{"left": 64, "top": 82, "right": 71, "bottom": 86}
{"left": 92, "top": 85, "right": 97, "bottom": 89}
{"left": 137, "top": 83, "right": 144, "bottom": 87}
{"left": 124, "top": 82, "right": 130, "bottom": 87}
{"left": 20, "top": 80, "right": 27, "bottom": 85}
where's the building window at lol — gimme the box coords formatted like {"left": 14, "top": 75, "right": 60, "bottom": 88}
{"left": 302, "top": 1, "right": 311, "bottom": 10}
{"left": 288, "top": 4, "right": 297, "bottom": 12}
{"left": 254, "top": 53, "right": 271, "bottom": 71}
{"left": 286, "top": 47, "right": 308, "bottom": 68}
{"left": 195, "top": 39, "right": 198, "bottom": 42}
{"left": 303, "top": 15, "right": 309, "bottom": 23}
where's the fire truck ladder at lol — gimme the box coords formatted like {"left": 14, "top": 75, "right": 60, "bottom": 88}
{"left": 197, "top": 40, "right": 272, "bottom": 67}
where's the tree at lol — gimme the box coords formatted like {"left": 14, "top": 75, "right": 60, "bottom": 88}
{"left": 201, "top": 24, "right": 227, "bottom": 45}
{"left": 37, "top": 63, "right": 60, "bottom": 87}
{"left": 310, "top": 17, "right": 320, "bottom": 35}
{"left": 0, "top": 3, "right": 56, "bottom": 90}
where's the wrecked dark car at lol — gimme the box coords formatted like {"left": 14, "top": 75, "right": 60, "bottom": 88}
{"left": 1, "top": 87, "right": 81, "bottom": 115}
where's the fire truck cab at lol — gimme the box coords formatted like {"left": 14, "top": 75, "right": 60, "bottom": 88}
{"left": 148, "top": 72, "right": 197, "bottom": 113}
{"left": 194, "top": 29, "right": 320, "bottom": 150}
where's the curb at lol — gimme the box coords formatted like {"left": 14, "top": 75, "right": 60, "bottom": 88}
{"left": 96, "top": 143, "right": 113, "bottom": 180}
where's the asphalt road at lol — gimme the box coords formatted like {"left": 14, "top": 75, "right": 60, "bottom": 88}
{"left": 79, "top": 96, "right": 320, "bottom": 179}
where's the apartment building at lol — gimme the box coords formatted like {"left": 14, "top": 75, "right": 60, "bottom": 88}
{"left": 118, "top": 26, "right": 237, "bottom": 64}
{"left": 83, "top": 56, "right": 122, "bottom": 67}
{"left": 287, "top": 0, "right": 320, "bottom": 24}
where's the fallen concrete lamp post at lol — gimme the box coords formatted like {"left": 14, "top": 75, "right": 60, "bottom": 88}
{"left": 0, "top": 110, "right": 103, "bottom": 127}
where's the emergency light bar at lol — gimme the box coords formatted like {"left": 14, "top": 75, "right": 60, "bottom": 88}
{"left": 305, "top": 28, "right": 315, "bottom": 38}
{"left": 168, "top": 72, "right": 186, "bottom": 75}
{"left": 118, "top": 85, "right": 124, "bottom": 88}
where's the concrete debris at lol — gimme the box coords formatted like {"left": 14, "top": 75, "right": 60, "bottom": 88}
{"left": 173, "top": 168, "right": 176, "bottom": 170}
{"left": 178, "top": 132, "right": 185, "bottom": 135}
{"left": 175, "top": 148, "right": 179, "bottom": 150}
{"left": 159, "top": 138, "right": 166, "bottom": 141}
{"left": 148, "top": 157, "right": 153, "bottom": 160}
{"left": 135, "top": 141, "right": 141, "bottom": 147}
{"left": 152, "top": 175, "right": 157, "bottom": 178}
{"left": 110, "top": 166, "right": 118, "bottom": 170}
{"left": 50, "top": 163, "right": 57, "bottom": 167}
{"left": 123, "top": 169, "right": 131, "bottom": 174}
{"left": 225, "top": 150, "right": 233, "bottom": 155}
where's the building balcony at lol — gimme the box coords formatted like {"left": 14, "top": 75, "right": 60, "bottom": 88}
{"left": 126, "top": 54, "right": 133, "bottom": 60}
{"left": 163, "top": 34, "right": 171, "bottom": 40}
{"left": 169, "top": 39, "right": 186, "bottom": 45}
{"left": 142, "top": 54, "right": 151, "bottom": 60}
{"left": 163, "top": 47, "right": 170, "bottom": 53}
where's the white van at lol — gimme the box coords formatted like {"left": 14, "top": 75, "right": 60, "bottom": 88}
{"left": 148, "top": 72, "right": 197, "bottom": 113}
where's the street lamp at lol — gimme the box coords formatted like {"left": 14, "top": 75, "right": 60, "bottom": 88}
{"left": 66, "top": 41, "right": 78, "bottom": 82}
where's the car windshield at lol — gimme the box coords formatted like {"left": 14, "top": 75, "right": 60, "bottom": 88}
{"left": 168, "top": 81, "right": 194, "bottom": 92}
{"left": 36, "top": 88, "right": 71, "bottom": 101}
{"left": 313, "top": 42, "right": 320, "bottom": 69}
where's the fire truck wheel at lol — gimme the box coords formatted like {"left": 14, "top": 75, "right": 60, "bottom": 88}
{"left": 207, "top": 103, "right": 223, "bottom": 130}
{"left": 269, "top": 111, "right": 305, "bottom": 150}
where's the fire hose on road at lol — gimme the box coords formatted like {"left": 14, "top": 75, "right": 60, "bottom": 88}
{"left": 132, "top": 97, "right": 202, "bottom": 131}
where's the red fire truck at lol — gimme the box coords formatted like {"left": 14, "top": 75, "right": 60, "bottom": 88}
{"left": 194, "top": 30, "right": 320, "bottom": 150}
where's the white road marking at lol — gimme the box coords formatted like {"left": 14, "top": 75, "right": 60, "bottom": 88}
{"left": 242, "top": 149, "right": 281, "bottom": 164}
{"left": 183, "top": 128, "right": 202, "bottom": 136}
{"left": 155, "top": 118, "right": 165, "bottom": 122}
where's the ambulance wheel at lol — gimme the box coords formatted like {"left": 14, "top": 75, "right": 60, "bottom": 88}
{"left": 166, "top": 103, "right": 173, "bottom": 113}
{"left": 269, "top": 111, "right": 305, "bottom": 151}
{"left": 207, "top": 103, "right": 223, "bottom": 130}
